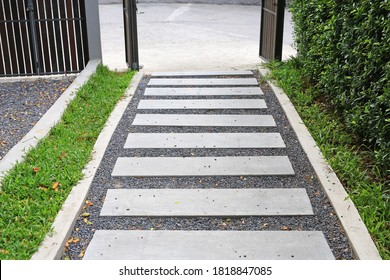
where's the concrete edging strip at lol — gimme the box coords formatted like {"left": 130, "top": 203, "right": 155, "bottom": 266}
{"left": 258, "top": 66, "right": 381, "bottom": 260}
{"left": 31, "top": 71, "right": 143, "bottom": 260}
{"left": 0, "top": 60, "right": 101, "bottom": 181}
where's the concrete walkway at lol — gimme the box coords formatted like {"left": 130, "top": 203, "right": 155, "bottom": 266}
{"left": 64, "top": 70, "right": 354, "bottom": 260}
{"left": 99, "top": 3, "right": 296, "bottom": 72}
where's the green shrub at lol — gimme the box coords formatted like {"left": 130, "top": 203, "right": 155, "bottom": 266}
{"left": 290, "top": 0, "right": 390, "bottom": 178}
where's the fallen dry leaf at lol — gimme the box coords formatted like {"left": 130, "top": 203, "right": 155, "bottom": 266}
{"left": 85, "top": 200, "right": 94, "bottom": 207}
{"left": 78, "top": 250, "right": 85, "bottom": 258}
{"left": 281, "top": 226, "right": 291, "bottom": 231}
{"left": 33, "top": 167, "right": 39, "bottom": 173}
{"left": 52, "top": 182, "right": 59, "bottom": 191}
{"left": 0, "top": 249, "right": 9, "bottom": 255}
{"left": 81, "top": 213, "right": 90, "bottom": 218}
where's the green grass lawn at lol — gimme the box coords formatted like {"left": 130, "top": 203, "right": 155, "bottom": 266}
{"left": 0, "top": 65, "right": 134, "bottom": 259}
{"left": 267, "top": 59, "right": 389, "bottom": 259}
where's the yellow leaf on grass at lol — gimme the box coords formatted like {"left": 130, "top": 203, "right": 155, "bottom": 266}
{"left": 0, "top": 249, "right": 9, "bottom": 255}
{"left": 52, "top": 182, "right": 60, "bottom": 191}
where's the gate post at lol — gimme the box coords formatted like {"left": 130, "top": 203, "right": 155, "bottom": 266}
{"left": 85, "top": 0, "right": 102, "bottom": 60}
{"left": 123, "top": 0, "right": 139, "bottom": 71}
{"left": 259, "top": 0, "right": 286, "bottom": 61}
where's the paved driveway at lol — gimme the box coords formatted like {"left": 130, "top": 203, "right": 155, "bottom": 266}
{"left": 99, "top": 3, "right": 295, "bottom": 71}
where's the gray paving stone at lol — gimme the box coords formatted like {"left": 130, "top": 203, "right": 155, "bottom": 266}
{"left": 151, "top": 71, "right": 253, "bottom": 77}
{"left": 144, "top": 87, "right": 264, "bottom": 96}
{"left": 148, "top": 78, "right": 258, "bottom": 86}
{"left": 100, "top": 189, "right": 313, "bottom": 216}
{"left": 112, "top": 156, "right": 295, "bottom": 177}
{"left": 131, "top": 114, "right": 276, "bottom": 127}
{"left": 137, "top": 99, "right": 267, "bottom": 109}
{"left": 83, "top": 230, "right": 335, "bottom": 260}
{"left": 124, "top": 133, "right": 286, "bottom": 148}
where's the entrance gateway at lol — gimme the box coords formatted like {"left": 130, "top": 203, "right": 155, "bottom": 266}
{"left": 122, "top": 0, "right": 285, "bottom": 70}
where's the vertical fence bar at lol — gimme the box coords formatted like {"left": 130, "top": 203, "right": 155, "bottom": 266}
{"left": 9, "top": 0, "right": 21, "bottom": 74}
{"left": 22, "top": 0, "right": 33, "bottom": 74}
{"left": 27, "top": 0, "right": 40, "bottom": 74}
{"left": 8, "top": 0, "right": 19, "bottom": 74}
{"left": 2, "top": 1, "right": 13, "bottom": 74}
{"left": 15, "top": 0, "right": 27, "bottom": 74}
{"left": 43, "top": 0, "right": 53, "bottom": 72}
{"left": 0, "top": 0, "right": 7, "bottom": 75}
{"left": 53, "top": 0, "right": 65, "bottom": 71}
{"left": 0, "top": 29, "right": 5, "bottom": 75}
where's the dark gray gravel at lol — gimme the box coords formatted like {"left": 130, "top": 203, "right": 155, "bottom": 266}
{"left": 63, "top": 72, "right": 354, "bottom": 260}
{"left": 0, "top": 77, "right": 75, "bottom": 161}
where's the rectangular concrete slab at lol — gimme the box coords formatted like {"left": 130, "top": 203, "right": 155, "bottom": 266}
{"left": 148, "top": 78, "right": 258, "bottom": 86}
{"left": 144, "top": 87, "right": 264, "bottom": 96}
{"left": 137, "top": 99, "right": 267, "bottom": 109}
{"left": 112, "top": 156, "right": 295, "bottom": 177}
{"left": 100, "top": 189, "right": 314, "bottom": 216}
{"left": 83, "top": 230, "right": 335, "bottom": 260}
{"left": 151, "top": 71, "right": 253, "bottom": 77}
{"left": 124, "top": 133, "right": 286, "bottom": 149}
{"left": 131, "top": 114, "right": 276, "bottom": 127}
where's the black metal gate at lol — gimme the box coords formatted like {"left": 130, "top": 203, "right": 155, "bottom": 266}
{"left": 123, "top": 0, "right": 139, "bottom": 70}
{"left": 259, "top": 0, "right": 285, "bottom": 61}
{"left": 0, "top": 0, "right": 89, "bottom": 77}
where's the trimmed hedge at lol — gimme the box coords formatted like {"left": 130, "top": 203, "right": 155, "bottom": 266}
{"left": 290, "top": 0, "right": 390, "bottom": 177}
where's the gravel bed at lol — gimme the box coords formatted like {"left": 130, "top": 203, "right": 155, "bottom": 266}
{"left": 0, "top": 77, "right": 75, "bottom": 161}
{"left": 64, "top": 72, "right": 354, "bottom": 260}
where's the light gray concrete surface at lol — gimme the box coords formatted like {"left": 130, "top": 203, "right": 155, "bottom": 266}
{"left": 99, "top": 3, "right": 296, "bottom": 72}
{"left": 100, "top": 1, "right": 261, "bottom": 5}
{"left": 148, "top": 78, "right": 259, "bottom": 86}
{"left": 112, "top": 156, "right": 295, "bottom": 176}
{"left": 144, "top": 87, "right": 263, "bottom": 96}
{"left": 83, "top": 230, "right": 334, "bottom": 260}
{"left": 100, "top": 188, "right": 314, "bottom": 216}
{"left": 131, "top": 114, "right": 276, "bottom": 126}
{"left": 151, "top": 70, "right": 253, "bottom": 77}
{"left": 258, "top": 67, "right": 382, "bottom": 259}
{"left": 137, "top": 99, "right": 267, "bottom": 109}
{"left": 124, "top": 132, "right": 285, "bottom": 148}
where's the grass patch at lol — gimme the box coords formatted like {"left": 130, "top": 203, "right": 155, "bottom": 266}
{"left": 267, "top": 59, "right": 389, "bottom": 259}
{"left": 0, "top": 65, "right": 134, "bottom": 259}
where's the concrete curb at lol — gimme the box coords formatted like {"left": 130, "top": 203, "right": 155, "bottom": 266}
{"left": 31, "top": 71, "right": 143, "bottom": 260}
{"left": 258, "top": 66, "right": 381, "bottom": 260}
{"left": 0, "top": 60, "right": 101, "bottom": 182}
